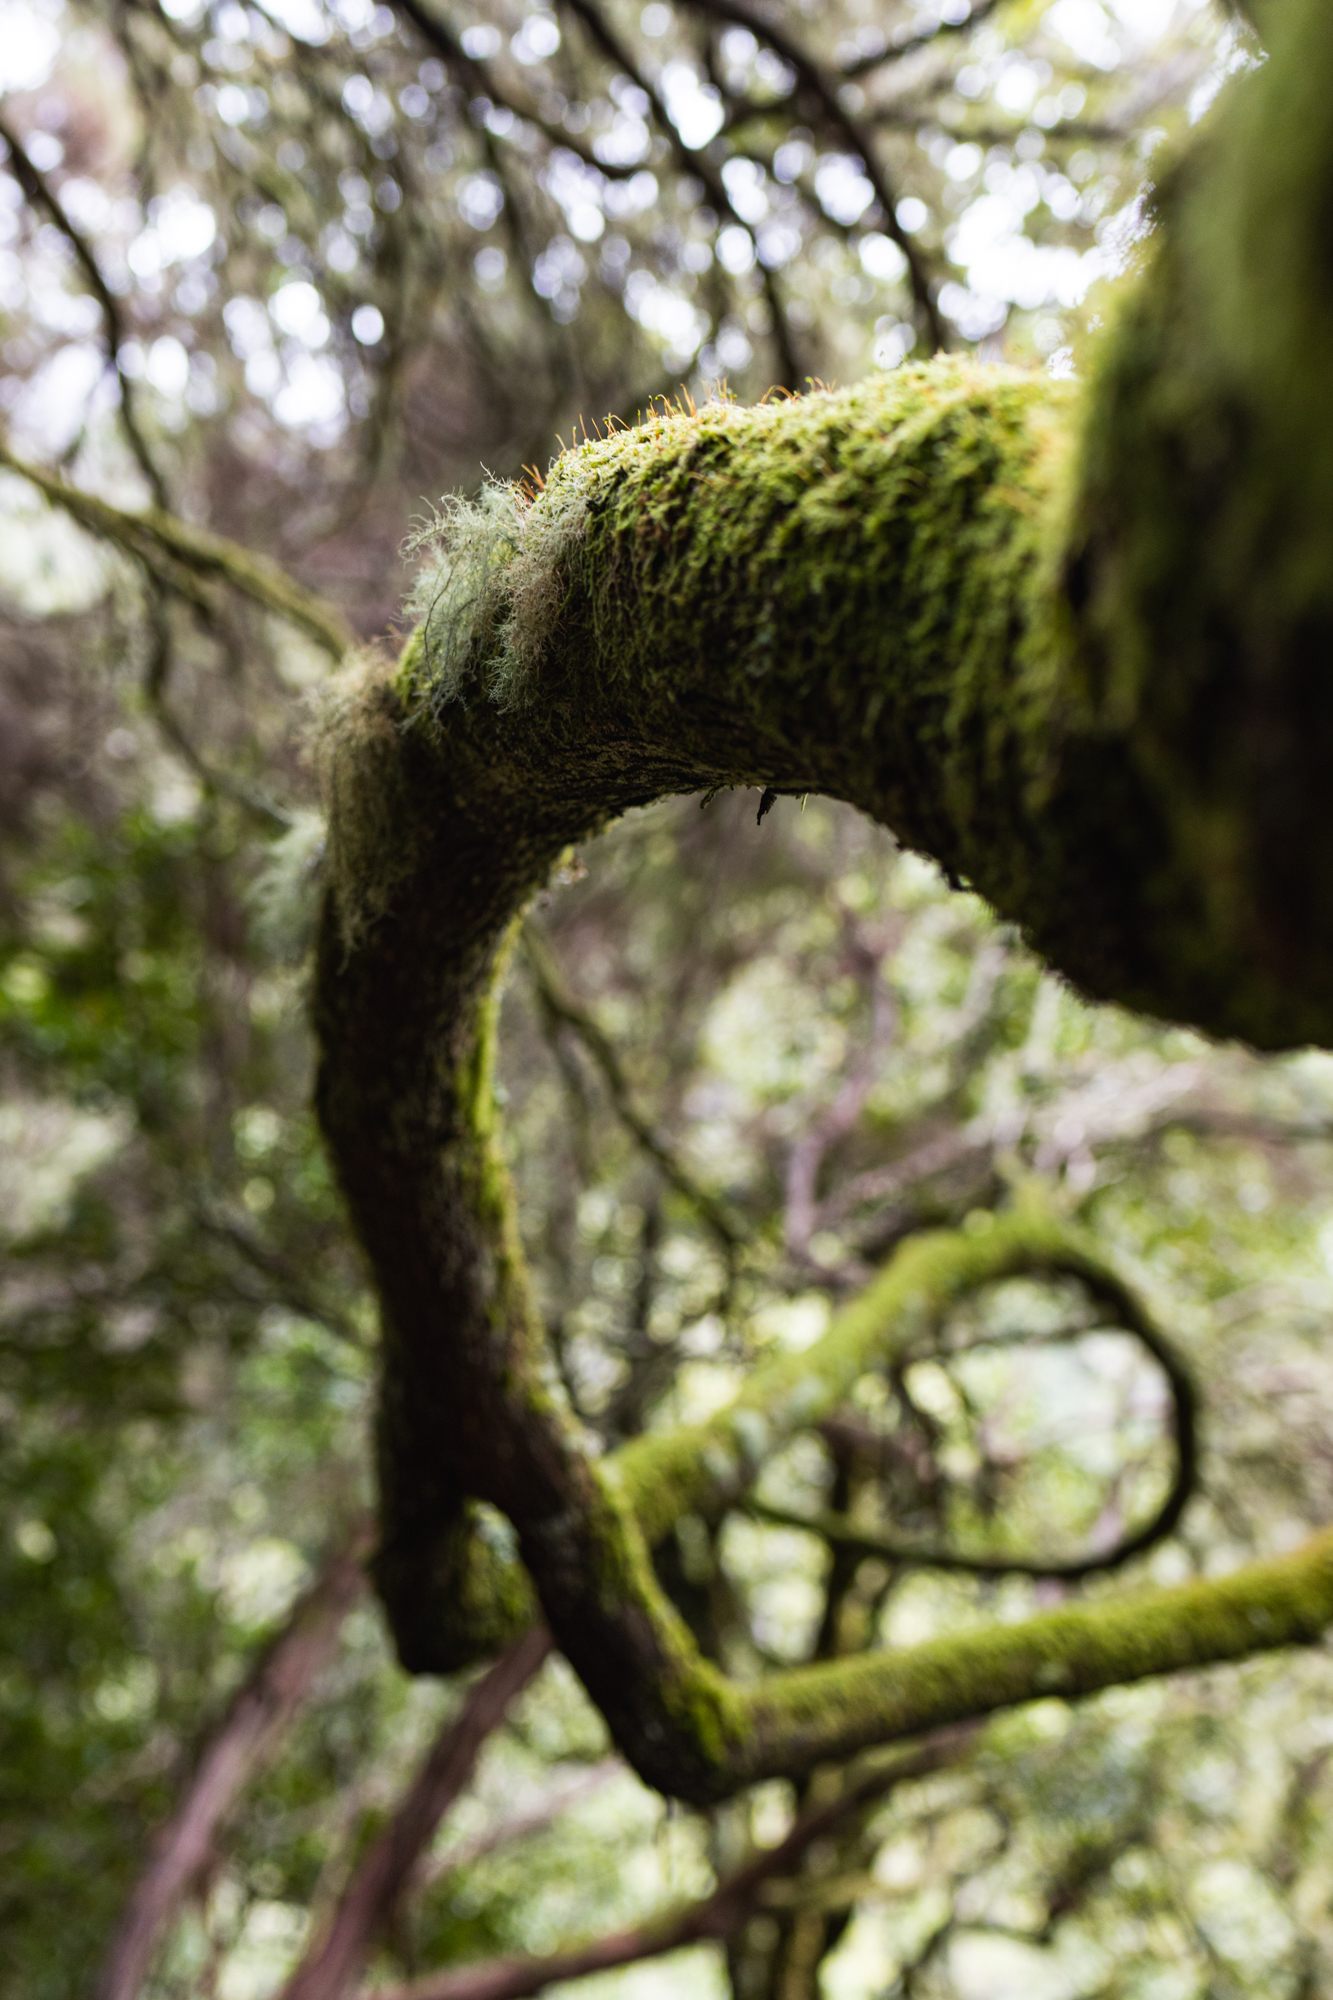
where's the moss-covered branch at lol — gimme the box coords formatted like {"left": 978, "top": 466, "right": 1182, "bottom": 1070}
{"left": 0, "top": 443, "right": 355, "bottom": 660}
{"left": 614, "top": 1208, "right": 1191, "bottom": 1547}
{"left": 738, "top": 1529, "right": 1333, "bottom": 1782}
{"left": 313, "top": 0, "right": 1333, "bottom": 1805}
{"left": 373, "top": 1207, "right": 1187, "bottom": 1669}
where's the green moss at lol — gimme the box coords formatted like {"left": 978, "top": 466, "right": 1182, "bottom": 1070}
{"left": 403, "top": 370, "right": 1070, "bottom": 805}
{"left": 1060, "top": 0, "right": 1333, "bottom": 1046}
{"left": 617, "top": 1206, "right": 1148, "bottom": 1545}
{"left": 741, "top": 1528, "right": 1333, "bottom": 1781}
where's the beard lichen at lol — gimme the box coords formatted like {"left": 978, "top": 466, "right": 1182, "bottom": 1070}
{"left": 401, "top": 471, "right": 592, "bottom": 716}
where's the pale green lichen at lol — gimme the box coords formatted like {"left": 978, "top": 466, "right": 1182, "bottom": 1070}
{"left": 247, "top": 806, "right": 326, "bottom": 963}
{"left": 404, "top": 470, "right": 591, "bottom": 713}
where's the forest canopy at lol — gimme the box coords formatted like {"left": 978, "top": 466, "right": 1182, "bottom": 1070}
{"left": 6, "top": 4, "right": 1333, "bottom": 2000}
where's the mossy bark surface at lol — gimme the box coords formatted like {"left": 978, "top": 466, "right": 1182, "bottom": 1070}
{"left": 314, "top": 0, "right": 1333, "bottom": 1803}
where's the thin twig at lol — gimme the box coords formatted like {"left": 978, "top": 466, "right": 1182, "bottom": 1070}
{"left": 784, "top": 912, "right": 900, "bottom": 1260}
{"left": 414, "top": 1759, "right": 621, "bottom": 1892}
{"left": 841, "top": 0, "right": 1008, "bottom": 78}
{"left": 140, "top": 578, "right": 291, "bottom": 830}
{"left": 521, "top": 922, "right": 744, "bottom": 1256}
{"left": 678, "top": 0, "right": 945, "bottom": 349}
{"left": 0, "top": 111, "right": 169, "bottom": 508}
{"left": 557, "top": 0, "right": 804, "bottom": 388}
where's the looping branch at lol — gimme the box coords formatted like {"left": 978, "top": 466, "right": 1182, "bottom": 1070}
{"left": 748, "top": 1267, "right": 1200, "bottom": 1582}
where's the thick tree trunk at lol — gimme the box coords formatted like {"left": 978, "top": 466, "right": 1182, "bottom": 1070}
{"left": 313, "top": 0, "right": 1333, "bottom": 1805}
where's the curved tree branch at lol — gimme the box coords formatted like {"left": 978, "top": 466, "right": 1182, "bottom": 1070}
{"left": 314, "top": 0, "right": 1333, "bottom": 1808}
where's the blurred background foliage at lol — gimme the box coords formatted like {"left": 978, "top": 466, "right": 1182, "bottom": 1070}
{"left": 7, "top": 2, "right": 1333, "bottom": 1998}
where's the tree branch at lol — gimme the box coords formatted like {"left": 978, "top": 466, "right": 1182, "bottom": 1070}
{"left": 363, "top": 1726, "right": 974, "bottom": 2000}
{"left": 0, "top": 440, "right": 355, "bottom": 659}
{"left": 315, "top": 0, "right": 1333, "bottom": 1804}
{"left": 280, "top": 1627, "right": 552, "bottom": 2000}
{"left": 389, "top": 0, "right": 645, "bottom": 177}
{"left": 0, "top": 111, "right": 169, "bottom": 508}
{"left": 749, "top": 1242, "right": 1201, "bottom": 1592}
{"left": 96, "top": 1523, "right": 372, "bottom": 2000}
